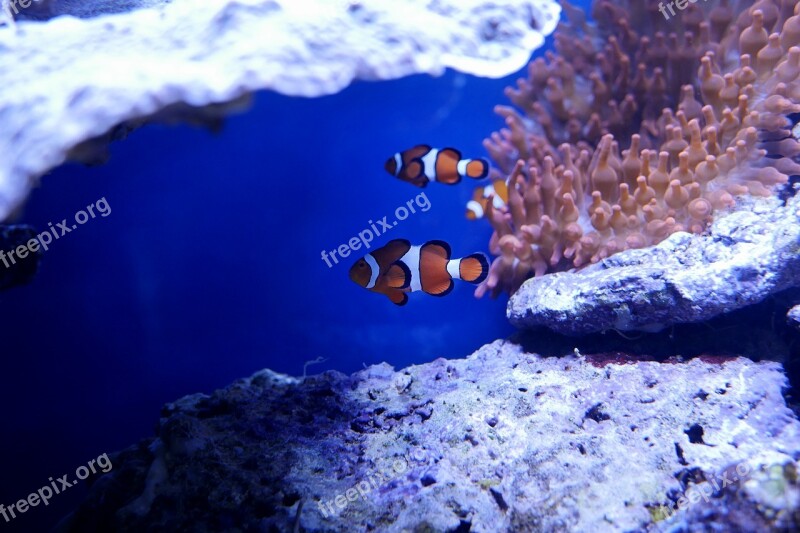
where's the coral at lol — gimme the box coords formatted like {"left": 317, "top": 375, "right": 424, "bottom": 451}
{"left": 0, "top": 0, "right": 561, "bottom": 222}
{"left": 61, "top": 342, "right": 800, "bottom": 531}
{"left": 508, "top": 191, "right": 800, "bottom": 335}
{"left": 476, "top": 0, "right": 800, "bottom": 298}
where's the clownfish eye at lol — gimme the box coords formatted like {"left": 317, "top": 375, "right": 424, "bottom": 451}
{"left": 359, "top": 261, "right": 367, "bottom": 268}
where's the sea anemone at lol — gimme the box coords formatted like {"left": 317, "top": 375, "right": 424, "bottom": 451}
{"left": 475, "top": 0, "right": 800, "bottom": 298}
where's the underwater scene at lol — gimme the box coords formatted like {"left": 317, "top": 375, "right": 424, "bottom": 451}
{"left": 1, "top": 0, "right": 799, "bottom": 531}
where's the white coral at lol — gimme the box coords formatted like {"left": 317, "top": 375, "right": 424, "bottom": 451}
{"left": 0, "top": 0, "right": 560, "bottom": 221}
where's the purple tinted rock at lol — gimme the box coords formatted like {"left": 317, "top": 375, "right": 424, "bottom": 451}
{"left": 789, "top": 305, "right": 800, "bottom": 331}
{"left": 509, "top": 194, "right": 800, "bottom": 336}
{"left": 60, "top": 342, "right": 800, "bottom": 532}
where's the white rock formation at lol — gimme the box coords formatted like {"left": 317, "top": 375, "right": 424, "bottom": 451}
{"left": 61, "top": 340, "right": 800, "bottom": 531}
{"left": 508, "top": 190, "right": 800, "bottom": 336}
{"left": 0, "top": 0, "right": 560, "bottom": 220}
{"left": 789, "top": 304, "right": 800, "bottom": 331}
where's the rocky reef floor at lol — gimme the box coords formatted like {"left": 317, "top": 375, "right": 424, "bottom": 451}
{"left": 61, "top": 317, "right": 800, "bottom": 532}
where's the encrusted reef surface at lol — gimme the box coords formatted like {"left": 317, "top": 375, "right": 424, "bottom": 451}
{"left": 475, "top": 0, "right": 800, "bottom": 335}
{"left": 509, "top": 189, "right": 800, "bottom": 335}
{"left": 476, "top": 0, "right": 800, "bottom": 300}
{"left": 61, "top": 341, "right": 800, "bottom": 532}
{"left": 790, "top": 305, "right": 800, "bottom": 330}
{"left": 2, "top": 0, "right": 171, "bottom": 21}
{"left": 0, "top": 0, "right": 560, "bottom": 221}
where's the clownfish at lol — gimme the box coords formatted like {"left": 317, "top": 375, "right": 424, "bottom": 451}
{"left": 349, "top": 239, "right": 489, "bottom": 305}
{"left": 466, "top": 178, "right": 510, "bottom": 220}
{"left": 385, "top": 145, "right": 490, "bottom": 187}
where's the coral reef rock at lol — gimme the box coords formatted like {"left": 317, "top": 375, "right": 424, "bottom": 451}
{"left": 61, "top": 341, "right": 800, "bottom": 532}
{"left": 509, "top": 190, "right": 800, "bottom": 335}
{"left": 0, "top": 0, "right": 560, "bottom": 222}
{"left": 4, "top": 0, "right": 171, "bottom": 21}
{"left": 475, "top": 0, "right": 800, "bottom": 301}
{"left": 789, "top": 304, "right": 800, "bottom": 331}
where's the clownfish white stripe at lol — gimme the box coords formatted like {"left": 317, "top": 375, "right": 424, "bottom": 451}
{"left": 446, "top": 259, "right": 461, "bottom": 280}
{"left": 492, "top": 194, "right": 506, "bottom": 209}
{"left": 456, "top": 159, "right": 469, "bottom": 177}
{"left": 466, "top": 200, "right": 484, "bottom": 219}
{"left": 392, "top": 153, "right": 402, "bottom": 176}
{"left": 420, "top": 149, "right": 439, "bottom": 182}
{"left": 400, "top": 245, "right": 422, "bottom": 292}
{"left": 364, "top": 253, "right": 380, "bottom": 289}
{"left": 484, "top": 183, "right": 496, "bottom": 197}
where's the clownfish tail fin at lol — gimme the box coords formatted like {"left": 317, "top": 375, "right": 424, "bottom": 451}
{"left": 459, "top": 253, "right": 489, "bottom": 284}
{"left": 465, "top": 159, "right": 490, "bottom": 180}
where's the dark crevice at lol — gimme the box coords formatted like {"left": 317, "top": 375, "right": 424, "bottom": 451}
{"left": 674, "top": 443, "right": 687, "bottom": 466}
{"left": 584, "top": 403, "right": 610, "bottom": 423}
{"left": 685, "top": 424, "right": 705, "bottom": 445}
{"left": 449, "top": 520, "right": 472, "bottom": 533}
{"left": 511, "top": 287, "right": 800, "bottom": 419}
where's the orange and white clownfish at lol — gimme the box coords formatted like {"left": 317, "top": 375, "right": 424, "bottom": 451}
{"left": 466, "top": 178, "right": 510, "bottom": 220}
{"left": 385, "top": 145, "right": 490, "bottom": 187}
{"left": 349, "top": 239, "right": 489, "bottom": 305}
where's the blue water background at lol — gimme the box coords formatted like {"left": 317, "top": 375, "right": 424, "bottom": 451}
{"left": 0, "top": 64, "right": 544, "bottom": 529}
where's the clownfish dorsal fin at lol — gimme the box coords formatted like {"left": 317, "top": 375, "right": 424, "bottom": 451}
{"left": 386, "top": 262, "right": 411, "bottom": 289}
{"left": 421, "top": 240, "right": 452, "bottom": 260}
{"left": 440, "top": 147, "right": 463, "bottom": 160}
{"left": 371, "top": 239, "right": 411, "bottom": 272}
{"left": 401, "top": 145, "right": 432, "bottom": 165}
